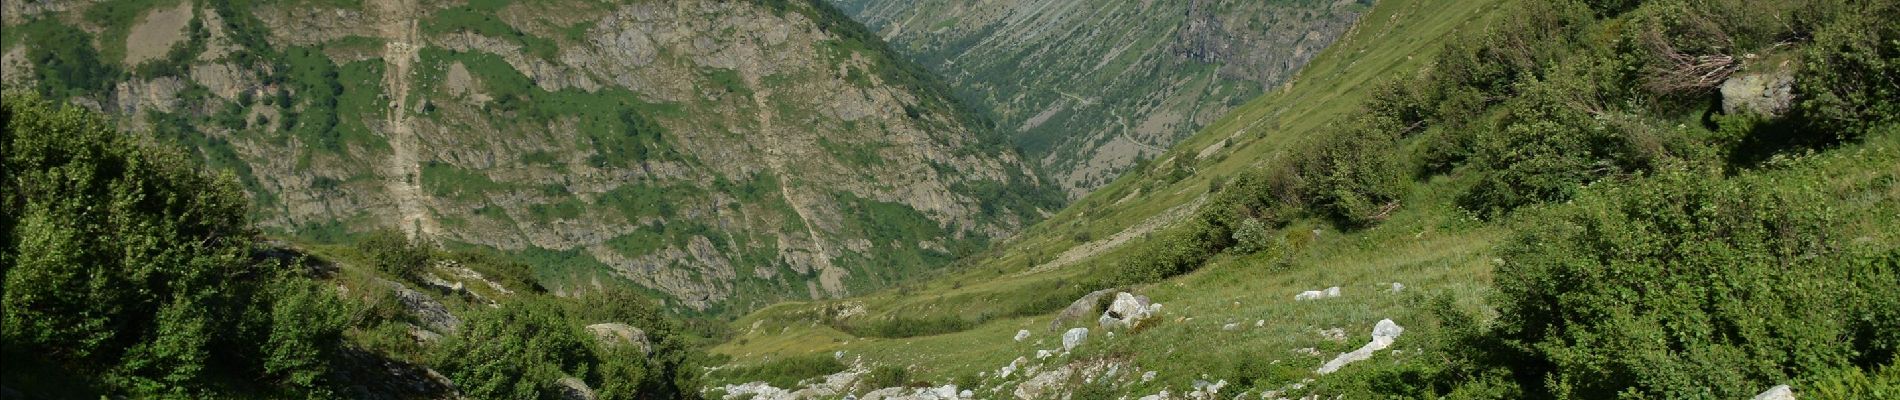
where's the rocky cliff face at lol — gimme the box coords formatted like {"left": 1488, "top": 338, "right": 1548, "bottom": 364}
{"left": 1, "top": 0, "right": 1052, "bottom": 312}
{"left": 829, "top": 0, "right": 1365, "bottom": 196}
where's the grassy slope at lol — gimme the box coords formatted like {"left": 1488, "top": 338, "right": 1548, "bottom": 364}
{"left": 713, "top": 0, "right": 1512, "bottom": 387}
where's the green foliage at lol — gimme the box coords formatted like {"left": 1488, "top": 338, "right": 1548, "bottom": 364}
{"left": 13, "top": 20, "right": 122, "bottom": 99}
{"left": 356, "top": 229, "right": 433, "bottom": 282}
{"left": 710, "top": 353, "right": 847, "bottom": 389}
{"left": 1485, "top": 170, "right": 1899, "bottom": 398}
{"left": 1805, "top": 365, "right": 1900, "bottom": 399}
{"left": 1283, "top": 115, "right": 1408, "bottom": 227}
{"left": 431, "top": 300, "right": 592, "bottom": 399}
{"left": 1, "top": 92, "right": 349, "bottom": 396}
{"left": 571, "top": 286, "right": 707, "bottom": 399}
{"left": 1228, "top": 218, "right": 1274, "bottom": 255}
{"left": 835, "top": 315, "right": 974, "bottom": 339}
{"left": 421, "top": 2, "right": 559, "bottom": 60}
{"left": 252, "top": 271, "right": 354, "bottom": 395}
{"left": 1796, "top": 0, "right": 1900, "bottom": 139}
{"left": 861, "top": 365, "right": 913, "bottom": 389}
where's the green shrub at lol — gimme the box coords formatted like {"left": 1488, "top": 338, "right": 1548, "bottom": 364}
{"left": 1, "top": 92, "right": 350, "bottom": 396}
{"left": 357, "top": 229, "right": 432, "bottom": 282}
{"left": 1487, "top": 170, "right": 1898, "bottom": 398}
{"left": 861, "top": 365, "right": 913, "bottom": 389}
{"left": 1456, "top": 63, "right": 1688, "bottom": 218}
{"left": 431, "top": 300, "right": 592, "bottom": 399}
{"left": 1805, "top": 365, "right": 1900, "bottom": 399}
{"left": 1228, "top": 218, "right": 1274, "bottom": 255}
{"left": 1285, "top": 115, "right": 1408, "bottom": 227}
{"left": 710, "top": 353, "right": 847, "bottom": 389}
{"left": 1796, "top": 0, "right": 1900, "bottom": 139}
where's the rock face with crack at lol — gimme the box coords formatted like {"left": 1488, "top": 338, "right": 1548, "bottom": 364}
{"left": 1, "top": 0, "right": 1054, "bottom": 312}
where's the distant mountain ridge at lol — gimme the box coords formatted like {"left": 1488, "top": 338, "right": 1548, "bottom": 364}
{"left": 829, "top": 0, "right": 1366, "bottom": 196}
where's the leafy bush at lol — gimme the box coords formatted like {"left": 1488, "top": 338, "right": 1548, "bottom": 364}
{"left": 1486, "top": 170, "right": 1898, "bottom": 398}
{"left": 1, "top": 92, "right": 349, "bottom": 396}
{"left": 1796, "top": 0, "right": 1900, "bottom": 139}
{"left": 430, "top": 300, "right": 592, "bottom": 399}
{"left": 861, "top": 365, "right": 913, "bottom": 389}
{"left": 1228, "top": 218, "right": 1274, "bottom": 255}
{"left": 357, "top": 229, "right": 432, "bottom": 282}
{"left": 1284, "top": 115, "right": 1408, "bottom": 227}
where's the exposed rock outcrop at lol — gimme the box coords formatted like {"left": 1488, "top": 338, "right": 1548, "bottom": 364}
{"left": 1316, "top": 319, "right": 1404, "bottom": 374}
{"left": 585, "top": 323, "right": 652, "bottom": 355}
{"left": 1722, "top": 69, "right": 1796, "bottom": 117}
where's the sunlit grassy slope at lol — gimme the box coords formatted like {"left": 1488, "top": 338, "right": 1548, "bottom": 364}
{"left": 714, "top": 0, "right": 1511, "bottom": 381}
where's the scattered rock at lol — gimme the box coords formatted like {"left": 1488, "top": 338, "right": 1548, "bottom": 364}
{"left": 1388, "top": 282, "right": 1404, "bottom": 293}
{"left": 1316, "top": 319, "right": 1405, "bottom": 374}
{"left": 1255, "top": 319, "right": 1265, "bottom": 327}
{"left": 1294, "top": 286, "right": 1342, "bottom": 301}
{"left": 1062, "top": 328, "right": 1090, "bottom": 351}
{"left": 1037, "top": 349, "right": 1054, "bottom": 359}
{"left": 1317, "top": 328, "right": 1347, "bottom": 342}
{"left": 1142, "top": 371, "right": 1157, "bottom": 383}
{"left": 585, "top": 323, "right": 652, "bottom": 355}
{"left": 1222, "top": 323, "right": 1241, "bottom": 331}
{"left": 722, "top": 381, "right": 792, "bottom": 400}
{"left": 1722, "top": 69, "right": 1796, "bottom": 117}
{"left": 1752, "top": 384, "right": 1795, "bottom": 400}
{"left": 999, "top": 357, "right": 1027, "bottom": 378}
{"left": 1014, "top": 329, "right": 1031, "bottom": 342}
{"left": 1187, "top": 379, "right": 1227, "bottom": 400}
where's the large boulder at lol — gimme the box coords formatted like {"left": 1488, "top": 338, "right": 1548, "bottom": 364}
{"left": 1721, "top": 69, "right": 1796, "bottom": 117}
{"left": 1049, "top": 289, "right": 1117, "bottom": 331}
{"left": 1098, "top": 292, "right": 1155, "bottom": 329}
{"left": 1751, "top": 385, "right": 1794, "bottom": 400}
{"left": 586, "top": 323, "right": 652, "bottom": 355}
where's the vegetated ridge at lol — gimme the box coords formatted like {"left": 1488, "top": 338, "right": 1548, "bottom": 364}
{"left": 830, "top": 0, "right": 1367, "bottom": 197}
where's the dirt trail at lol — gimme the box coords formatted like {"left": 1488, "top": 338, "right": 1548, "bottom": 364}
{"left": 373, "top": 0, "right": 439, "bottom": 239}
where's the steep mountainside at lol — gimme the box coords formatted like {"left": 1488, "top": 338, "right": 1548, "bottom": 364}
{"left": 829, "top": 0, "right": 1365, "bottom": 196}
{"left": 0, "top": 0, "right": 1054, "bottom": 312}
{"left": 716, "top": 0, "right": 1900, "bottom": 398}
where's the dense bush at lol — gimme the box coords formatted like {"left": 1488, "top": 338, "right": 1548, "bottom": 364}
{"left": 358, "top": 229, "right": 433, "bottom": 282}
{"left": 1485, "top": 170, "right": 1898, "bottom": 398}
{"left": 1796, "top": 0, "right": 1900, "bottom": 139}
{"left": 431, "top": 300, "right": 593, "bottom": 399}
{"left": 1, "top": 93, "right": 350, "bottom": 396}
{"left": 1283, "top": 116, "right": 1408, "bottom": 227}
